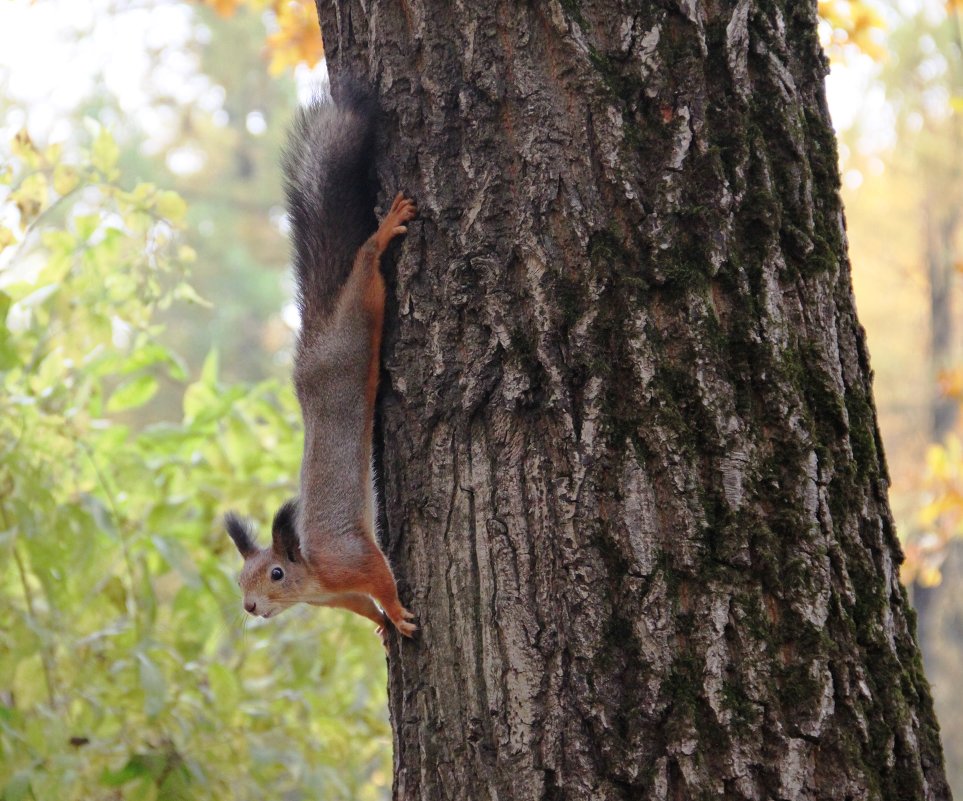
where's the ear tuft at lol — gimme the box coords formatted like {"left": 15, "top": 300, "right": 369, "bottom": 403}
{"left": 225, "top": 512, "right": 258, "bottom": 559}
{"left": 272, "top": 498, "right": 301, "bottom": 563}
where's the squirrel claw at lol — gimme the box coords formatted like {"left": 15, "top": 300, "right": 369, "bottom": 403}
{"left": 377, "top": 607, "right": 417, "bottom": 641}
{"left": 389, "top": 606, "right": 417, "bottom": 637}
{"left": 375, "top": 192, "right": 416, "bottom": 253}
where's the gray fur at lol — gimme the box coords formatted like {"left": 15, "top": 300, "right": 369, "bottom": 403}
{"left": 281, "top": 82, "right": 377, "bottom": 328}
{"left": 283, "top": 84, "right": 380, "bottom": 559}
{"left": 295, "top": 244, "right": 379, "bottom": 560}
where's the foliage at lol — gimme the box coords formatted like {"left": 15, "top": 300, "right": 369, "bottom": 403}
{"left": 0, "top": 126, "right": 390, "bottom": 800}
{"left": 818, "top": 0, "right": 887, "bottom": 61}
{"left": 911, "top": 437, "right": 963, "bottom": 587}
{"left": 196, "top": 0, "right": 323, "bottom": 75}
{"left": 150, "top": 4, "right": 298, "bottom": 390}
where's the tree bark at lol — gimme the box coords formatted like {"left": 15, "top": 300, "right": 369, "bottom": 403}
{"left": 315, "top": 1, "right": 951, "bottom": 799}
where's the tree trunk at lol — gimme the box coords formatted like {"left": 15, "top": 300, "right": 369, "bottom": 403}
{"left": 316, "top": 1, "right": 951, "bottom": 799}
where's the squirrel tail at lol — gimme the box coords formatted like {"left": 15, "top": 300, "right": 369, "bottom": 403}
{"left": 281, "top": 79, "right": 378, "bottom": 323}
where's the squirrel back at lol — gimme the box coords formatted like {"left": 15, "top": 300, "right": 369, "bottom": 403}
{"left": 281, "top": 80, "right": 378, "bottom": 325}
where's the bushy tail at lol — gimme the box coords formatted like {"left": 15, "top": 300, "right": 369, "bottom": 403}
{"left": 281, "top": 80, "right": 378, "bottom": 324}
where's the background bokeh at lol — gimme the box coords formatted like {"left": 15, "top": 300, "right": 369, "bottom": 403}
{"left": 0, "top": 1, "right": 960, "bottom": 799}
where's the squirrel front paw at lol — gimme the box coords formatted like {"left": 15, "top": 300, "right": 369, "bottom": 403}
{"left": 374, "top": 192, "right": 416, "bottom": 253}
{"left": 376, "top": 606, "right": 417, "bottom": 644}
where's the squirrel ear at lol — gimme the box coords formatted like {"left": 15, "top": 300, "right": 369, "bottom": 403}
{"left": 272, "top": 498, "right": 301, "bottom": 563}
{"left": 225, "top": 513, "right": 258, "bottom": 559}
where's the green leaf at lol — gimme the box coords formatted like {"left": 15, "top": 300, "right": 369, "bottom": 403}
{"left": 100, "top": 753, "right": 165, "bottom": 787}
{"left": 102, "top": 575, "right": 128, "bottom": 614}
{"left": 91, "top": 128, "right": 119, "bottom": 176}
{"left": 166, "top": 351, "right": 189, "bottom": 382}
{"left": 100, "top": 761, "right": 150, "bottom": 788}
{"left": 12, "top": 173, "right": 48, "bottom": 222}
{"left": 152, "top": 535, "right": 200, "bottom": 588}
{"left": 2, "top": 770, "right": 32, "bottom": 801}
{"left": 157, "top": 762, "right": 192, "bottom": 801}
{"left": 74, "top": 213, "right": 100, "bottom": 241}
{"left": 53, "top": 163, "right": 80, "bottom": 196}
{"left": 12, "top": 654, "right": 47, "bottom": 708}
{"left": 131, "top": 780, "right": 160, "bottom": 801}
{"left": 201, "top": 348, "right": 219, "bottom": 385}
{"left": 173, "top": 282, "right": 213, "bottom": 308}
{"left": 208, "top": 662, "right": 239, "bottom": 712}
{"left": 155, "top": 190, "right": 187, "bottom": 223}
{"left": 138, "top": 654, "right": 166, "bottom": 718}
{"left": 0, "top": 291, "right": 18, "bottom": 370}
{"left": 106, "top": 375, "right": 159, "bottom": 412}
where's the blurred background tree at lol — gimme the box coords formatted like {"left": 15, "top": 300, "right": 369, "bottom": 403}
{"left": 1, "top": 0, "right": 962, "bottom": 798}
{"left": 829, "top": 0, "right": 963, "bottom": 791}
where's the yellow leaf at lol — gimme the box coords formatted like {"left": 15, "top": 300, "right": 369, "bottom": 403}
{"left": 918, "top": 566, "right": 943, "bottom": 588}
{"left": 13, "top": 173, "right": 48, "bottom": 224}
{"left": 11, "top": 128, "right": 40, "bottom": 166}
{"left": 918, "top": 500, "right": 941, "bottom": 527}
{"left": 155, "top": 190, "right": 187, "bottom": 223}
{"left": 43, "top": 142, "right": 62, "bottom": 165}
{"left": 937, "top": 368, "right": 963, "bottom": 399}
{"left": 205, "top": 0, "right": 243, "bottom": 17}
{"left": 0, "top": 226, "right": 16, "bottom": 252}
{"left": 131, "top": 182, "right": 157, "bottom": 203}
{"left": 900, "top": 560, "right": 918, "bottom": 585}
{"left": 265, "top": 0, "right": 324, "bottom": 76}
{"left": 818, "top": 0, "right": 887, "bottom": 63}
{"left": 927, "top": 442, "right": 947, "bottom": 467}
{"left": 53, "top": 164, "right": 80, "bottom": 196}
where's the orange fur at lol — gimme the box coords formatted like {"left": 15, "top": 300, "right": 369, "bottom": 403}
{"left": 311, "top": 530, "right": 416, "bottom": 636}
{"left": 360, "top": 192, "right": 415, "bottom": 431}
{"left": 361, "top": 267, "right": 384, "bottom": 436}
{"left": 320, "top": 591, "right": 385, "bottom": 625}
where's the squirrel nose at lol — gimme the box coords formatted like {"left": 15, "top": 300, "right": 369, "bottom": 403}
{"left": 244, "top": 601, "right": 256, "bottom": 614}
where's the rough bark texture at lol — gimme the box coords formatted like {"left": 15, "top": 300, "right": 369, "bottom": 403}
{"left": 316, "top": 1, "right": 951, "bottom": 799}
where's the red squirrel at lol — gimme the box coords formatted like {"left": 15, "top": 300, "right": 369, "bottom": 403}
{"left": 225, "top": 82, "right": 416, "bottom": 641}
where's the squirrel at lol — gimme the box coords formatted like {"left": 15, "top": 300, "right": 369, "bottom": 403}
{"left": 224, "top": 81, "right": 417, "bottom": 641}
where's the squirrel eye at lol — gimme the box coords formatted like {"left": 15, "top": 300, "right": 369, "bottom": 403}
{"left": 271, "top": 567, "right": 284, "bottom": 581}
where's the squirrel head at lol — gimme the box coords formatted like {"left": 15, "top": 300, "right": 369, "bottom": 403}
{"left": 225, "top": 499, "right": 315, "bottom": 619}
